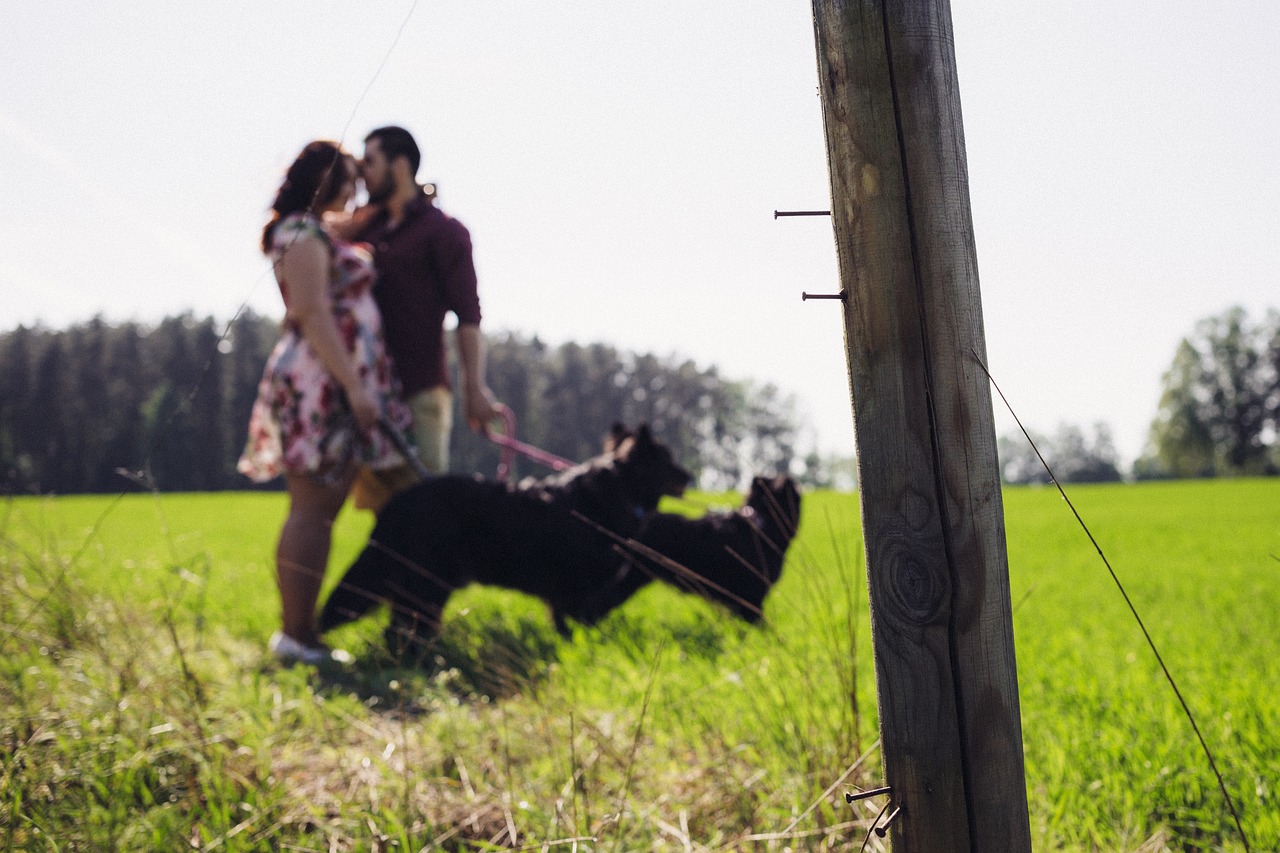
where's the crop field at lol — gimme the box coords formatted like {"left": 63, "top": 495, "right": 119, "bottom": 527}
{"left": 2, "top": 479, "right": 1277, "bottom": 850}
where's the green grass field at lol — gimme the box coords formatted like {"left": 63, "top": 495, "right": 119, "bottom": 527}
{"left": 2, "top": 479, "right": 1277, "bottom": 850}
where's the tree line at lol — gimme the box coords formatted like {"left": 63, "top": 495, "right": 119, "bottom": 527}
{"left": 1139, "top": 306, "right": 1280, "bottom": 478}
{"left": 4, "top": 305, "right": 1275, "bottom": 495}
{"left": 0, "top": 313, "right": 827, "bottom": 496}
{"left": 998, "top": 306, "right": 1280, "bottom": 483}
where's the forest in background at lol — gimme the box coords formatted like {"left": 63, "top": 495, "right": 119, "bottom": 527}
{"left": 0, "top": 312, "right": 836, "bottom": 496}
{"left": 2, "top": 305, "right": 1276, "bottom": 496}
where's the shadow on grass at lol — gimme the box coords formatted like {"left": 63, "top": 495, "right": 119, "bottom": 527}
{"left": 311, "top": 608, "right": 562, "bottom": 713}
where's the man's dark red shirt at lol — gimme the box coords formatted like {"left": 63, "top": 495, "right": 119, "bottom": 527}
{"left": 355, "top": 191, "right": 482, "bottom": 396}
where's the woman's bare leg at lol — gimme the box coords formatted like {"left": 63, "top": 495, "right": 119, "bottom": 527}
{"left": 277, "top": 469, "right": 354, "bottom": 646}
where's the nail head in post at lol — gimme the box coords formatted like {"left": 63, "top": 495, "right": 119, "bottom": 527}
{"left": 774, "top": 209, "right": 832, "bottom": 219}
{"left": 844, "top": 786, "right": 892, "bottom": 804}
{"left": 874, "top": 805, "right": 903, "bottom": 838}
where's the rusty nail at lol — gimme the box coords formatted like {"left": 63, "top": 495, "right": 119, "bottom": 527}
{"left": 844, "top": 786, "right": 892, "bottom": 804}
{"left": 802, "top": 291, "right": 846, "bottom": 302}
{"left": 774, "top": 210, "right": 831, "bottom": 218}
{"left": 874, "top": 805, "right": 903, "bottom": 838}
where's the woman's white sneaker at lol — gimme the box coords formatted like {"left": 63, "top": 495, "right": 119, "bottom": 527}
{"left": 269, "top": 631, "right": 353, "bottom": 665}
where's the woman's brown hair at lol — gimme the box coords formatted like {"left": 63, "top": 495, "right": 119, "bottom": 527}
{"left": 261, "top": 140, "right": 352, "bottom": 253}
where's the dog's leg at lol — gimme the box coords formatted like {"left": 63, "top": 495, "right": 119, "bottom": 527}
{"left": 317, "top": 542, "right": 399, "bottom": 633}
{"left": 583, "top": 555, "right": 653, "bottom": 624}
{"left": 384, "top": 599, "right": 445, "bottom": 665}
{"left": 552, "top": 609, "right": 574, "bottom": 639}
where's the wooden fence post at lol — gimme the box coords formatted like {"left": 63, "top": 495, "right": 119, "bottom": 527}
{"left": 808, "top": 1, "right": 1032, "bottom": 850}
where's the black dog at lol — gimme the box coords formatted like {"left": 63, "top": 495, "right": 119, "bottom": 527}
{"left": 318, "top": 424, "right": 692, "bottom": 649}
{"left": 589, "top": 475, "right": 802, "bottom": 623}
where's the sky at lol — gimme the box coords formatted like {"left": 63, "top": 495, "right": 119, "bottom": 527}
{"left": 3, "top": 1, "right": 1277, "bottom": 469}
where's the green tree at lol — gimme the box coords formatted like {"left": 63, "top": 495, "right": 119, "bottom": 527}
{"left": 1263, "top": 309, "right": 1280, "bottom": 472}
{"left": 2, "top": 317, "right": 806, "bottom": 494}
{"left": 32, "top": 335, "right": 73, "bottom": 492}
{"left": 223, "top": 310, "right": 284, "bottom": 490}
{"left": 101, "top": 322, "right": 151, "bottom": 490}
{"left": 140, "top": 314, "right": 209, "bottom": 491}
{"left": 998, "top": 421, "right": 1122, "bottom": 485}
{"left": 447, "top": 333, "right": 799, "bottom": 489}
{"left": 68, "top": 318, "right": 118, "bottom": 492}
{"left": 0, "top": 325, "right": 39, "bottom": 492}
{"left": 1145, "top": 306, "right": 1277, "bottom": 477}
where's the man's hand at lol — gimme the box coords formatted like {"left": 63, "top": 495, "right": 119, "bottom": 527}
{"left": 327, "top": 204, "right": 381, "bottom": 240}
{"left": 456, "top": 324, "right": 499, "bottom": 433}
{"left": 464, "top": 383, "right": 501, "bottom": 434}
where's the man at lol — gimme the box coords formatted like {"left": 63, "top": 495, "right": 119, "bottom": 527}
{"left": 351, "top": 125, "right": 501, "bottom": 509}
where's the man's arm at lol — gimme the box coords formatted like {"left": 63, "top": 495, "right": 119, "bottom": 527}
{"left": 325, "top": 204, "right": 381, "bottom": 241}
{"left": 456, "top": 323, "right": 500, "bottom": 432}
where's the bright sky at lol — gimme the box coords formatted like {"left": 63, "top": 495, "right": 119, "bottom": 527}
{"left": 4, "top": 2, "right": 1277, "bottom": 467}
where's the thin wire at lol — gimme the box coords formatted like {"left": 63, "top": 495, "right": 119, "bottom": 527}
{"left": 334, "top": 0, "right": 421, "bottom": 148}
{"left": 972, "top": 350, "right": 1251, "bottom": 853}
{"left": 15, "top": 2, "right": 426, "bottom": 652}
{"left": 857, "top": 798, "right": 892, "bottom": 853}
{"left": 139, "top": 0, "right": 422, "bottom": 489}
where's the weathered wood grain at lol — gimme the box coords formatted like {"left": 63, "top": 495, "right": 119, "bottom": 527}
{"left": 810, "top": 1, "right": 1032, "bottom": 849}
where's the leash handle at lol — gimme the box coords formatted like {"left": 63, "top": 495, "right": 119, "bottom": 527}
{"left": 377, "top": 417, "right": 431, "bottom": 480}
{"left": 487, "top": 403, "right": 575, "bottom": 481}
{"left": 492, "top": 404, "right": 517, "bottom": 481}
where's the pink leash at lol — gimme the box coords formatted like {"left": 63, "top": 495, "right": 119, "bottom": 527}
{"left": 487, "top": 403, "right": 575, "bottom": 481}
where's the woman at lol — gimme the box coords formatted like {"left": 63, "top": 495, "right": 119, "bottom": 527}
{"left": 238, "top": 140, "right": 413, "bottom": 665}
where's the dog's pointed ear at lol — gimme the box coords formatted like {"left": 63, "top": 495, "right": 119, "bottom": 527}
{"left": 635, "top": 424, "right": 653, "bottom": 444}
{"left": 605, "top": 422, "right": 631, "bottom": 452}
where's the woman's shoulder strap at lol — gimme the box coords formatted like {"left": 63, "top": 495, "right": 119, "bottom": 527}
{"left": 272, "top": 212, "right": 332, "bottom": 254}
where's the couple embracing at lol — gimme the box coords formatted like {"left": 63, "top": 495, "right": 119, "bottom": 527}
{"left": 237, "top": 126, "right": 502, "bottom": 666}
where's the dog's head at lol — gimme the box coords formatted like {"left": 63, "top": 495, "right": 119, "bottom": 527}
{"left": 711, "top": 475, "right": 800, "bottom": 622}
{"left": 645, "top": 474, "right": 799, "bottom": 624}
{"left": 746, "top": 476, "right": 801, "bottom": 531}
{"left": 612, "top": 423, "right": 693, "bottom": 510}
{"left": 742, "top": 474, "right": 802, "bottom": 585}
{"left": 604, "top": 422, "right": 631, "bottom": 453}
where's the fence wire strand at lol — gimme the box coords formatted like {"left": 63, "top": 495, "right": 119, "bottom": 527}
{"left": 973, "top": 350, "right": 1252, "bottom": 853}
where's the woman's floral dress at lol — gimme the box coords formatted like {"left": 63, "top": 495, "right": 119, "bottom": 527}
{"left": 237, "top": 213, "right": 413, "bottom": 482}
